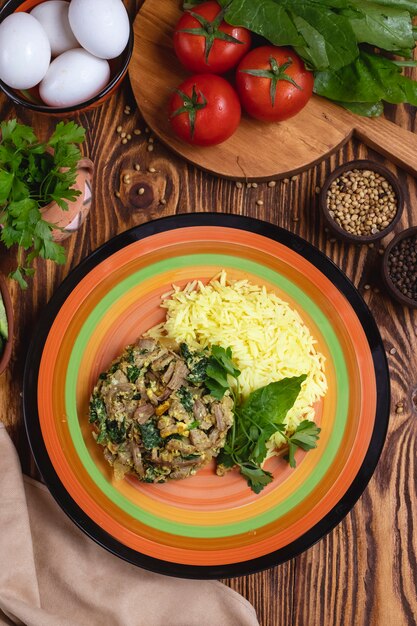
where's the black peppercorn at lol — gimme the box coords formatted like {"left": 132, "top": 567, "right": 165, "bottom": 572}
{"left": 387, "top": 234, "right": 417, "bottom": 301}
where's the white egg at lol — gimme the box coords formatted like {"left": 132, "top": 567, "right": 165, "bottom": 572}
{"left": 68, "top": 0, "right": 129, "bottom": 60}
{"left": 31, "top": 1, "right": 78, "bottom": 57}
{"left": 0, "top": 13, "right": 51, "bottom": 89}
{"left": 39, "top": 48, "right": 110, "bottom": 107}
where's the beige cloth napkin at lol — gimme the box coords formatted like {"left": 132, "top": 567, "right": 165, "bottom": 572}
{"left": 0, "top": 424, "right": 259, "bottom": 626}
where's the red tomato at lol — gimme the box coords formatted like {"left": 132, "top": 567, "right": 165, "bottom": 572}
{"left": 236, "top": 46, "right": 314, "bottom": 122}
{"left": 169, "top": 74, "right": 241, "bottom": 146}
{"left": 174, "top": 1, "right": 251, "bottom": 74}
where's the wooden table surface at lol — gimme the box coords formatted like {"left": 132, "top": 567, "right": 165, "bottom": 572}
{"left": 1, "top": 2, "right": 417, "bottom": 625}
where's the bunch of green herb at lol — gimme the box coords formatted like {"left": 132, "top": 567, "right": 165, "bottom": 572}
{"left": 186, "top": 0, "right": 417, "bottom": 116}
{"left": 218, "top": 375, "right": 320, "bottom": 493}
{"left": 0, "top": 119, "right": 86, "bottom": 288}
{"left": 181, "top": 342, "right": 321, "bottom": 493}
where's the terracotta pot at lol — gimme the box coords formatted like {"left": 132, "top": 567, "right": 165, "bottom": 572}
{"left": 41, "top": 158, "right": 94, "bottom": 242}
{"left": 0, "top": 273, "right": 14, "bottom": 375}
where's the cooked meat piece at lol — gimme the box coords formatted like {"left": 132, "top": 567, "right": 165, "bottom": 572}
{"left": 135, "top": 376, "right": 147, "bottom": 398}
{"left": 167, "top": 360, "right": 189, "bottom": 390}
{"left": 137, "top": 338, "right": 157, "bottom": 352}
{"left": 103, "top": 448, "right": 116, "bottom": 464}
{"left": 117, "top": 444, "right": 132, "bottom": 466}
{"left": 189, "top": 429, "right": 211, "bottom": 450}
{"left": 166, "top": 439, "right": 195, "bottom": 455}
{"left": 172, "top": 457, "right": 202, "bottom": 468}
{"left": 211, "top": 399, "right": 233, "bottom": 431}
{"left": 193, "top": 399, "right": 207, "bottom": 420}
{"left": 168, "top": 399, "right": 189, "bottom": 422}
{"left": 134, "top": 403, "right": 155, "bottom": 423}
{"left": 151, "top": 352, "right": 175, "bottom": 372}
{"left": 208, "top": 427, "right": 223, "bottom": 448}
{"left": 112, "top": 369, "right": 128, "bottom": 384}
{"left": 155, "top": 388, "right": 172, "bottom": 402}
{"left": 131, "top": 444, "right": 144, "bottom": 478}
{"left": 147, "top": 347, "right": 169, "bottom": 364}
{"left": 199, "top": 415, "right": 214, "bottom": 430}
{"left": 161, "top": 360, "right": 176, "bottom": 384}
{"left": 169, "top": 467, "right": 195, "bottom": 480}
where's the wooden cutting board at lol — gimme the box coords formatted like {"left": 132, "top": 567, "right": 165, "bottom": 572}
{"left": 129, "top": 0, "right": 417, "bottom": 181}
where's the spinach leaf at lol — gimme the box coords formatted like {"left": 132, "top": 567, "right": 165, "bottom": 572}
{"left": 335, "top": 100, "right": 385, "bottom": 116}
{"left": 314, "top": 49, "right": 417, "bottom": 106}
{"left": 342, "top": 1, "right": 415, "bottom": 52}
{"left": 219, "top": 0, "right": 305, "bottom": 49}
{"left": 239, "top": 376, "right": 307, "bottom": 429}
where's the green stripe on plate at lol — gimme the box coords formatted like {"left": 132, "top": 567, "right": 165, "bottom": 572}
{"left": 65, "top": 254, "right": 349, "bottom": 539}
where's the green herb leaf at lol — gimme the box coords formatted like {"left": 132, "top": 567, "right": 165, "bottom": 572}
{"left": 239, "top": 462, "right": 274, "bottom": 494}
{"left": 285, "top": 420, "right": 321, "bottom": 468}
{"left": 315, "top": 48, "right": 417, "bottom": 107}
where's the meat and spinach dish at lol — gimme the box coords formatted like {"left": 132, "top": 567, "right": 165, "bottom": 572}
{"left": 89, "top": 338, "right": 234, "bottom": 483}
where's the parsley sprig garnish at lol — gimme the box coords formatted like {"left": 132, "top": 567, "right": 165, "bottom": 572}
{"left": 0, "top": 119, "right": 86, "bottom": 288}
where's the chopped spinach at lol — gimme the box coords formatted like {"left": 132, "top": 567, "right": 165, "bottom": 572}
{"left": 106, "top": 419, "right": 127, "bottom": 444}
{"left": 177, "top": 385, "right": 194, "bottom": 412}
{"left": 187, "top": 356, "right": 209, "bottom": 385}
{"left": 139, "top": 420, "right": 163, "bottom": 450}
{"left": 187, "top": 420, "right": 200, "bottom": 430}
{"left": 89, "top": 394, "right": 107, "bottom": 424}
{"left": 126, "top": 365, "right": 141, "bottom": 383}
{"left": 126, "top": 346, "right": 135, "bottom": 363}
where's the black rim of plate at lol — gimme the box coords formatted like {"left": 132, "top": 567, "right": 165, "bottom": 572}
{"left": 23, "top": 213, "right": 390, "bottom": 579}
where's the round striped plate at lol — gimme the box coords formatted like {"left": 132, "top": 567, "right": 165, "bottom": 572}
{"left": 23, "top": 214, "right": 389, "bottom": 578}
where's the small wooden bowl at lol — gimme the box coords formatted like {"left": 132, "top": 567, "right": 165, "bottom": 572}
{"left": 319, "top": 160, "right": 404, "bottom": 244}
{"left": 0, "top": 274, "right": 13, "bottom": 375}
{"left": 382, "top": 226, "right": 417, "bottom": 309}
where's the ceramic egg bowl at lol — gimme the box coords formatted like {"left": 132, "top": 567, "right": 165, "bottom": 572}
{"left": 0, "top": 0, "right": 133, "bottom": 115}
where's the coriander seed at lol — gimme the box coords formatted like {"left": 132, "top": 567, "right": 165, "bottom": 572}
{"left": 325, "top": 168, "right": 398, "bottom": 238}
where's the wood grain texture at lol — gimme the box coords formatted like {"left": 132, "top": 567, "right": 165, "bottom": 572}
{"left": 130, "top": 0, "right": 417, "bottom": 180}
{"left": 1, "top": 1, "right": 417, "bottom": 624}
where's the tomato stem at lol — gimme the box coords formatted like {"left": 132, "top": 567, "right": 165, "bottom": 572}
{"left": 170, "top": 85, "right": 207, "bottom": 139}
{"left": 240, "top": 56, "right": 302, "bottom": 107}
{"left": 178, "top": 7, "right": 243, "bottom": 65}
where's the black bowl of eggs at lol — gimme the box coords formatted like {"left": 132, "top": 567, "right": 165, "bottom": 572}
{"left": 0, "top": 0, "right": 133, "bottom": 114}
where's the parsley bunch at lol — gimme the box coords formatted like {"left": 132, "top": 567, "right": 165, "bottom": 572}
{"left": 0, "top": 119, "right": 86, "bottom": 288}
